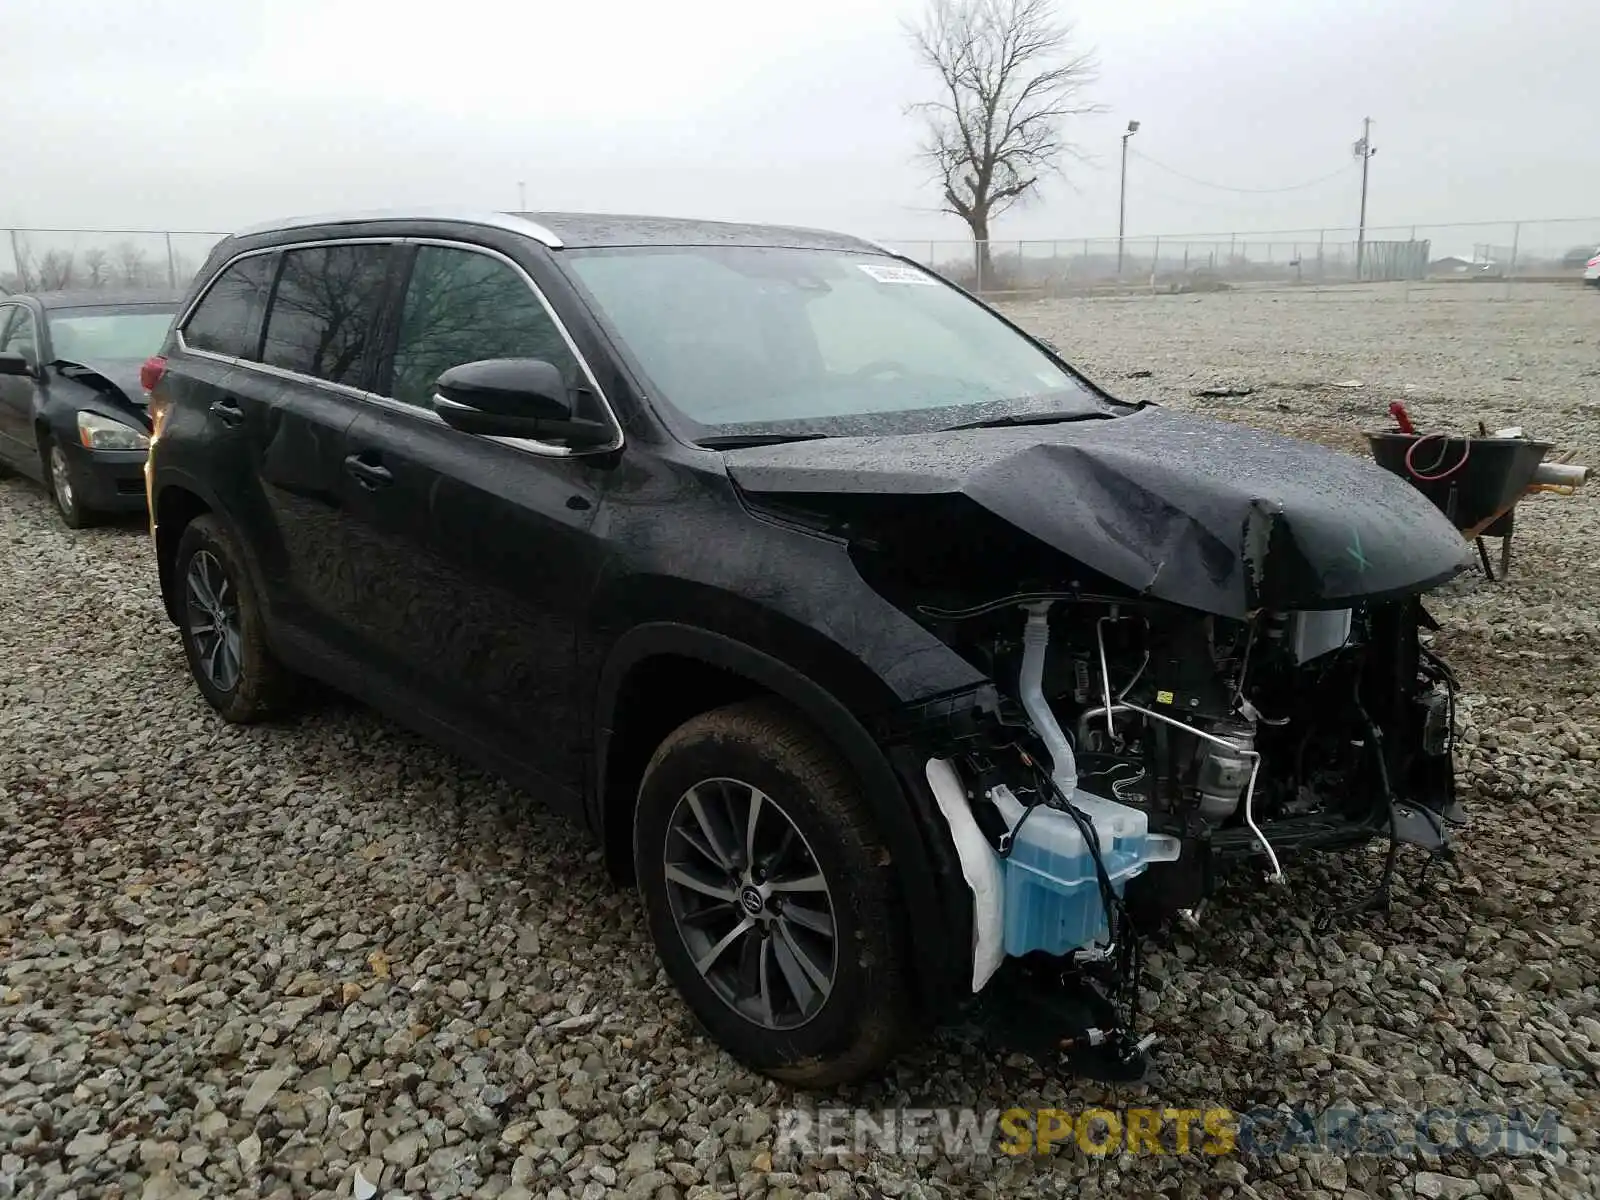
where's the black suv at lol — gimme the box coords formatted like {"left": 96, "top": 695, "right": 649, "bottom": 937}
{"left": 147, "top": 210, "right": 1468, "bottom": 1084}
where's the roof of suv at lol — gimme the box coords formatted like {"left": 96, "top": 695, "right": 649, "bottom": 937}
{"left": 229, "top": 208, "right": 887, "bottom": 255}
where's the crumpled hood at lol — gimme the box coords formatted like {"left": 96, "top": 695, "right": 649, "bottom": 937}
{"left": 720, "top": 407, "right": 1469, "bottom": 617}
{"left": 54, "top": 358, "right": 146, "bottom": 407}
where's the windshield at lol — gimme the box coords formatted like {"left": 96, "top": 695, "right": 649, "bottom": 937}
{"left": 48, "top": 307, "right": 175, "bottom": 362}
{"left": 563, "top": 246, "right": 1117, "bottom": 439}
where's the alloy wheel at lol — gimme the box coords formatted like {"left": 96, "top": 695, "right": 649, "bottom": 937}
{"left": 49, "top": 445, "right": 75, "bottom": 516}
{"left": 662, "top": 777, "right": 838, "bottom": 1030}
{"left": 185, "top": 550, "right": 243, "bottom": 693}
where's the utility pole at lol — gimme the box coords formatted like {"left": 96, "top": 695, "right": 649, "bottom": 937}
{"left": 1118, "top": 119, "right": 1140, "bottom": 276}
{"left": 1353, "top": 118, "right": 1376, "bottom": 279}
{"left": 518, "top": 181, "right": 527, "bottom": 211}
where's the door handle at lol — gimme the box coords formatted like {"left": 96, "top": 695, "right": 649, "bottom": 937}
{"left": 209, "top": 399, "right": 245, "bottom": 427}
{"left": 343, "top": 454, "right": 393, "bottom": 489}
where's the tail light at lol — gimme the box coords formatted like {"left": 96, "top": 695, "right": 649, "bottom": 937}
{"left": 139, "top": 355, "right": 167, "bottom": 394}
{"left": 142, "top": 355, "right": 171, "bottom": 443}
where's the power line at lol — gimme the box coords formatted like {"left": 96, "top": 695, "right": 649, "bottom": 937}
{"left": 1123, "top": 180, "right": 1282, "bottom": 214}
{"left": 1128, "top": 149, "right": 1355, "bottom": 195}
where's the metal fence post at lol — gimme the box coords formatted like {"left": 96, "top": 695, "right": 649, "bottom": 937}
{"left": 1405, "top": 226, "right": 1417, "bottom": 302}
{"left": 1505, "top": 222, "right": 1520, "bottom": 301}
{"left": 165, "top": 232, "right": 177, "bottom": 289}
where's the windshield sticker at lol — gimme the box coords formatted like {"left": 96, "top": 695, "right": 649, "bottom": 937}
{"left": 856, "top": 263, "right": 939, "bottom": 286}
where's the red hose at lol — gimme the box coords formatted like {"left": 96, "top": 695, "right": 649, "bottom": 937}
{"left": 1405, "top": 432, "right": 1472, "bottom": 482}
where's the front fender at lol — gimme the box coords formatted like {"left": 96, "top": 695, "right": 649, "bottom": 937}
{"left": 579, "top": 451, "right": 990, "bottom": 1015}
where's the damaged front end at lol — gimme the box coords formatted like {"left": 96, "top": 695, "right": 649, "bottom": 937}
{"left": 894, "top": 590, "right": 1462, "bottom": 1076}
{"left": 724, "top": 409, "right": 1470, "bottom": 1075}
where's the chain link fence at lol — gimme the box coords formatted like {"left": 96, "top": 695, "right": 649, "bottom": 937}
{"left": 4, "top": 218, "right": 1597, "bottom": 302}
{"left": 1, "top": 229, "right": 225, "bottom": 295}
{"left": 881, "top": 218, "right": 1600, "bottom": 300}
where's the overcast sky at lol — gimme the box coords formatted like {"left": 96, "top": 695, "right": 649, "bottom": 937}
{"left": 7, "top": 0, "right": 1597, "bottom": 249}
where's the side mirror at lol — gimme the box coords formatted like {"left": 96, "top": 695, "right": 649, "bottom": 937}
{"left": 0, "top": 351, "right": 31, "bottom": 378}
{"left": 432, "top": 358, "right": 614, "bottom": 447}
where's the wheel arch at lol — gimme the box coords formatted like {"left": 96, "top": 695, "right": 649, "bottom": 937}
{"left": 151, "top": 467, "right": 268, "bottom": 629}
{"left": 593, "top": 621, "right": 972, "bottom": 1016}
{"left": 153, "top": 483, "right": 216, "bottom": 624}
{"left": 32, "top": 412, "right": 60, "bottom": 473}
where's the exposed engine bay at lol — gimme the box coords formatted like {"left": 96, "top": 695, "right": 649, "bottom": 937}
{"left": 901, "top": 590, "right": 1461, "bottom": 1075}
{"left": 937, "top": 594, "right": 1459, "bottom": 884}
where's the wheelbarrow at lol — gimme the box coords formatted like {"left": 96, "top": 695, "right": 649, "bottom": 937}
{"left": 1366, "top": 425, "right": 1589, "bottom": 580}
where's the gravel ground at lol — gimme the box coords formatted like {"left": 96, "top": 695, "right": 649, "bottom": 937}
{"left": 2, "top": 284, "right": 1598, "bottom": 1200}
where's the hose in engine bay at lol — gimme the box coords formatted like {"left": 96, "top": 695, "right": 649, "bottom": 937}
{"left": 1088, "top": 617, "right": 1288, "bottom": 883}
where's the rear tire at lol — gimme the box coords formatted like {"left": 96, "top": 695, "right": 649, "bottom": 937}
{"left": 174, "top": 514, "right": 296, "bottom": 722}
{"left": 634, "top": 698, "right": 913, "bottom": 1086}
{"left": 43, "top": 437, "right": 96, "bottom": 529}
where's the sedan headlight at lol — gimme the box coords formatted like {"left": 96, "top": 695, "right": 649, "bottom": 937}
{"left": 77, "top": 411, "right": 150, "bottom": 451}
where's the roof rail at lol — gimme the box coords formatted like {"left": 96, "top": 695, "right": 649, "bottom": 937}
{"left": 230, "top": 208, "right": 563, "bottom": 248}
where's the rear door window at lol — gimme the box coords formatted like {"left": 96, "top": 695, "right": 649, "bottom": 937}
{"left": 386, "top": 245, "right": 577, "bottom": 409}
{"left": 262, "top": 244, "right": 396, "bottom": 389}
{"left": 183, "top": 254, "right": 275, "bottom": 359}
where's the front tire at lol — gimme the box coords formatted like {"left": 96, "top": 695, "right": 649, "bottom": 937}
{"left": 174, "top": 515, "right": 296, "bottom": 722}
{"left": 44, "top": 437, "right": 95, "bottom": 529}
{"left": 634, "top": 699, "right": 913, "bottom": 1087}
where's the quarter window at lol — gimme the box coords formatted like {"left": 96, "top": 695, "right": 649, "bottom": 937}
{"left": 0, "top": 306, "right": 38, "bottom": 359}
{"left": 388, "top": 245, "right": 577, "bottom": 409}
{"left": 183, "top": 254, "right": 274, "bottom": 359}
{"left": 262, "top": 244, "right": 394, "bottom": 388}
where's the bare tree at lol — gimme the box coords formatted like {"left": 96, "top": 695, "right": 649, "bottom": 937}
{"left": 908, "top": 0, "right": 1099, "bottom": 287}
{"left": 114, "top": 241, "right": 152, "bottom": 287}
{"left": 37, "top": 249, "right": 79, "bottom": 291}
{"left": 83, "top": 247, "right": 112, "bottom": 289}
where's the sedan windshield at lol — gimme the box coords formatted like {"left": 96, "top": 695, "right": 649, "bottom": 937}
{"left": 563, "top": 246, "right": 1119, "bottom": 439}
{"left": 47, "top": 307, "right": 176, "bottom": 362}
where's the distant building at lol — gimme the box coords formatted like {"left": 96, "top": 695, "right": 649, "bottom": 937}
{"left": 1429, "top": 255, "right": 1474, "bottom": 273}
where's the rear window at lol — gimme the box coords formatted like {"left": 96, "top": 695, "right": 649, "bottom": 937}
{"left": 48, "top": 308, "right": 175, "bottom": 361}
{"left": 261, "top": 244, "right": 394, "bottom": 388}
{"left": 183, "top": 255, "right": 275, "bottom": 359}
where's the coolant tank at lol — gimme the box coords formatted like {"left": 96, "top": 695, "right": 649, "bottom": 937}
{"left": 991, "top": 787, "right": 1182, "bottom": 957}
